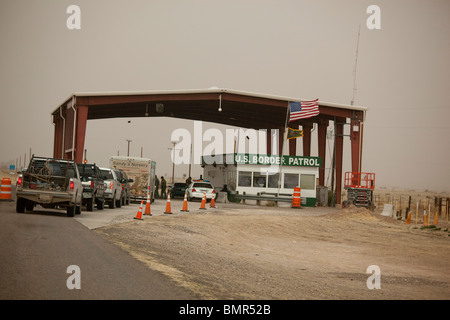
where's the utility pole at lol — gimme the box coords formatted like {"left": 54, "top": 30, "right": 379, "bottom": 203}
{"left": 188, "top": 143, "right": 192, "bottom": 179}
{"left": 351, "top": 24, "right": 361, "bottom": 106}
{"left": 126, "top": 139, "right": 132, "bottom": 156}
{"left": 168, "top": 142, "right": 176, "bottom": 184}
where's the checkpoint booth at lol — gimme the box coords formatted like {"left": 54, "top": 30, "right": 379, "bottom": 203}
{"left": 201, "top": 153, "right": 321, "bottom": 207}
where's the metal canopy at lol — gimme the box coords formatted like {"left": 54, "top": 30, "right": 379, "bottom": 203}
{"left": 52, "top": 87, "right": 367, "bottom": 129}
{"left": 51, "top": 88, "right": 367, "bottom": 205}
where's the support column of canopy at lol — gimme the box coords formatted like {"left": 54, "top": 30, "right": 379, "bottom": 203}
{"left": 302, "top": 123, "right": 313, "bottom": 157}
{"left": 74, "top": 105, "right": 89, "bottom": 164}
{"left": 335, "top": 120, "right": 344, "bottom": 204}
{"left": 52, "top": 113, "right": 64, "bottom": 159}
{"left": 317, "top": 120, "right": 328, "bottom": 186}
{"left": 53, "top": 101, "right": 89, "bottom": 163}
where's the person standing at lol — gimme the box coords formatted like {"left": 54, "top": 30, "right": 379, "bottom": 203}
{"left": 154, "top": 175, "right": 160, "bottom": 199}
{"left": 160, "top": 176, "right": 167, "bottom": 199}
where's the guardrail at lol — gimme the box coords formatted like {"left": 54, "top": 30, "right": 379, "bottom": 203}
{"left": 234, "top": 191, "right": 294, "bottom": 205}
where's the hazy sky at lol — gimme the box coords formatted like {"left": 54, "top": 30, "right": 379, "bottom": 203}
{"left": 1, "top": 0, "right": 449, "bottom": 191}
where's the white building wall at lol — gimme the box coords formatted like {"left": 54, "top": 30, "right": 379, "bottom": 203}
{"left": 203, "top": 163, "right": 318, "bottom": 199}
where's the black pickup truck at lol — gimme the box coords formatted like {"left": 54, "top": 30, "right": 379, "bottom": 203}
{"left": 77, "top": 163, "right": 105, "bottom": 211}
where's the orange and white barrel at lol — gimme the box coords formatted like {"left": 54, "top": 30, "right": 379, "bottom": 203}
{"left": 0, "top": 178, "right": 12, "bottom": 201}
{"left": 292, "top": 187, "right": 301, "bottom": 208}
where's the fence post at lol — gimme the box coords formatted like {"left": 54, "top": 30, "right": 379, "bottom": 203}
{"left": 445, "top": 198, "right": 450, "bottom": 222}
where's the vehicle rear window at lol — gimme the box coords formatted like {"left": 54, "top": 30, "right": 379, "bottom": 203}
{"left": 101, "top": 169, "right": 114, "bottom": 179}
{"left": 78, "top": 164, "right": 96, "bottom": 176}
{"left": 29, "top": 159, "right": 76, "bottom": 177}
{"left": 193, "top": 183, "right": 213, "bottom": 188}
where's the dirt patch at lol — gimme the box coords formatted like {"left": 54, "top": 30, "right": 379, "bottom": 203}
{"left": 95, "top": 203, "right": 450, "bottom": 300}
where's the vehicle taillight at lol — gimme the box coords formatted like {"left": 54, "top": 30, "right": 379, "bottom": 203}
{"left": 17, "top": 176, "right": 22, "bottom": 186}
{"left": 91, "top": 181, "right": 95, "bottom": 188}
{"left": 212, "top": 190, "right": 215, "bottom": 193}
{"left": 70, "top": 181, "right": 74, "bottom": 190}
{"left": 110, "top": 182, "right": 114, "bottom": 189}
{"left": 192, "top": 188, "right": 196, "bottom": 192}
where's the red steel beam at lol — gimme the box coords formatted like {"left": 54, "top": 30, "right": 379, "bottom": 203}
{"left": 335, "top": 121, "right": 344, "bottom": 204}
{"left": 74, "top": 105, "right": 89, "bottom": 164}
{"left": 317, "top": 120, "right": 328, "bottom": 186}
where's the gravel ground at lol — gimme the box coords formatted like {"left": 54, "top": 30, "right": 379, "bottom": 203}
{"left": 95, "top": 200, "right": 450, "bottom": 300}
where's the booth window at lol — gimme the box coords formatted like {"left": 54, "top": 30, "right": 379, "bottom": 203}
{"left": 300, "top": 174, "right": 315, "bottom": 190}
{"left": 283, "top": 173, "right": 299, "bottom": 189}
{"left": 267, "top": 173, "right": 280, "bottom": 188}
{"left": 238, "top": 171, "right": 252, "bottom": 187}
{"left": 253, "top": 172, "right": 266, "bottom": 188}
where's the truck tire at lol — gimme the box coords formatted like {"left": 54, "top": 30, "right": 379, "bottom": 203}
{"left": 25, "top": 201, "right": 34, "bottom": 212}
{"left": 75, "top": 193, "right": 81, "bottom": 215}
{"left": 16, "top": 197, "right": 26, "bottom": 213}
{"left": 116, "top": 196, "right": 122, "bottom": 208}
{"left": 87, "top": 197, "right": 94, "bottom": 211}
{"left": 67, "top": 205, "right": 75, "bottom": 217}
{"left": 109, "top": 194, "right": 116, "bottom": 209}
{"left": 96, "top": 197, "right": 104, "bottom": 210}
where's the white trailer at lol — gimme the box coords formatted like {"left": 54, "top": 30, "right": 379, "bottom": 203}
{"left": 109, "top": 156, "right": 156, "bottom": 203}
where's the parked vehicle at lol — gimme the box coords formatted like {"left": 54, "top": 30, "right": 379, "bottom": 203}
{"left": 99, "top": 167, "right": 122, "bottom": 208}
{"left": 168, "top": 182, "right": 188, "bottom": 198}
{"left": 16, "top": 156, "right": 82, "bottom": 217}
{"left": 114, "top": 168, "right": 132, "bottom": 206}
{"left": 186, "top": 180, "right": 216, "bottom": 201}
{"left": 77, "top": 163, "right": 105, "bottom": 211}
{"left": 110, "top": 156, "right": 156, "bottom": 203}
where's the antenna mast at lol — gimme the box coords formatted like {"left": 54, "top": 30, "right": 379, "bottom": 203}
{"left": 351, "top": 25, "right": 361, "bottom": 106}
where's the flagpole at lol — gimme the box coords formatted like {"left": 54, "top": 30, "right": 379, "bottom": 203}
{"left": 276, "top": 102, "right": 290, "bottom": 195}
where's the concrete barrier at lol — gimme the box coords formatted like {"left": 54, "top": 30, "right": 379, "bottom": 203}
{"left": 381, "top": 204, "right": 394, "bottom": 217}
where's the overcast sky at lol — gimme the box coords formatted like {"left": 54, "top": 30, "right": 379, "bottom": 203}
{"left": 1, "top": 0, "right": 449, "bottom": 191}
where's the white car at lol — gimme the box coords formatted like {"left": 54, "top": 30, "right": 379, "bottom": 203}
{"left": 186, "top": 181, "right": 216, "bottom": 201}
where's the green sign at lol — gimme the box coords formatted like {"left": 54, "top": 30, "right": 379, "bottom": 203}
{"left": 202, "top": 153, "right": 321, "bottom": 167}
{"left": 234, "top": 154, "right": 321, "bottom": 167}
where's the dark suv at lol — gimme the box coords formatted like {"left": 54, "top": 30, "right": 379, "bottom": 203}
{"left": 168, "top": 182, "right": 188, "bottom": 198}
{"left": 114, "top": 169, "right": 133, "bottom": 206}
{"left": 77, "top": 163, "right": 105, "bottom": 211}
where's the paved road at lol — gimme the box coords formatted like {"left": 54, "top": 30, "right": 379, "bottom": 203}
{"left": 0, "top": 200, "right": 197, "bottom": 299}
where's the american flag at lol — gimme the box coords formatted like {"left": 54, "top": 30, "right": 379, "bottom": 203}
{"left": 289, "top": 99, "right": 319, "bottom": 122}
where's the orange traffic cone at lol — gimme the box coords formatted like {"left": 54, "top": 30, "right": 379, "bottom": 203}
{"left": 164, "top": 193, "right": 173, "bottom": 214}
{"left": 144, "top": 190, "right": 152, "bottom": 216}
{"left": 433, "top": 211, "right": 438, "bottom": 226}
{"left": 181, "top": 192, "right": 189, "bottom": 212}
{"left": 405, "top": 211, "right": 411, "bottom": 224}
{"left": 134, "top": 201, "right": 144, "bottom": 220}
{"left": 210, "top": 193, "right": 216, "bottom": 208}
{"left": 199, "top": 192, "right": 206, "bottom": 210}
